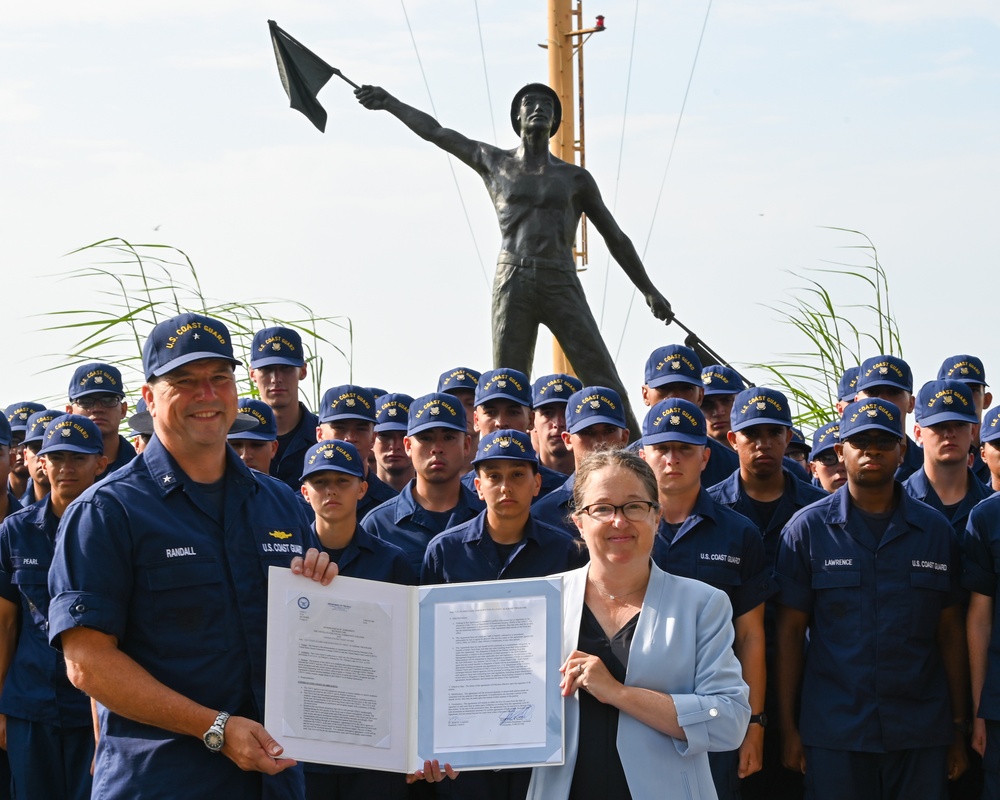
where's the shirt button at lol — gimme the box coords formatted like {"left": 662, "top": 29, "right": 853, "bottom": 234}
{"left": 74, "top": 604, "right": 87, "bottom": 613}
{"left": 709, "top": 708, "right": 719, "bottom": 718}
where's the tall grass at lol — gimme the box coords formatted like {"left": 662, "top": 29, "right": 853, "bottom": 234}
{"left": 37, "top": 237, "right": 352, "bottom": 409}
{"left": 748, "top": 227, "right": 902, "bottom": 430}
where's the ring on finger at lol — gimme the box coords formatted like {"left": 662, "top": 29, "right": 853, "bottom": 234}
{"left": 576, "top": 664, "right": 584, "bottom": 675}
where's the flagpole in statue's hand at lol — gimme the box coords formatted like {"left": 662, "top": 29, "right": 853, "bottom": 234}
{"left": 331, "top": 68, "right": 360, "bottom": 90}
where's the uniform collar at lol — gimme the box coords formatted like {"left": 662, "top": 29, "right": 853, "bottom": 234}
{"left": 141, "top": 435, "right": 257, "bottom": 497}
{"left": 460, "top": 509, "right": 540, "bottom": 546}
{"left": 392, "top": 479, "right": 479, "bottom": 524}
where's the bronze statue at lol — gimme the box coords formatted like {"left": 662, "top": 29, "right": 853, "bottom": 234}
{"left": 355, "top": 82, "right": 672, "bottom": 437}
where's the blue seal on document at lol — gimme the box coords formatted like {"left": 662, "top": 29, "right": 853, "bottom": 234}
{"left": 297, "top": 596, "right": 310, "bottom": 610}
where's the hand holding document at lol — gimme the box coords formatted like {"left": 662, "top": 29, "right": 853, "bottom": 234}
{"left": 265, "top": 568, "right": 564, "bottom": 773}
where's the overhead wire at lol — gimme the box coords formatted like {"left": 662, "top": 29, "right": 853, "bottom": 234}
{"left": 399, "top": 0, "right": 492, "bottom": 289}
{"left": 599, "top": 0, "right": 641, "bottom": 329}
{"left": 614, "top": 0, "right": 714, "bottom": 360}
{"left": 473, "top": 0, "right": 499, "bottom": 144}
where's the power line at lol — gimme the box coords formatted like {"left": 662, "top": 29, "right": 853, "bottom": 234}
{"left": 599, "top": 0, "right": 641, "bottom": 329}
{"left": 399, "top": 0, "right": 491, "bottom": 289}
{"left": 473, "top": 0, "right": 499, "bottom": 144}
{"left": 614, "top": 0, "right": 713, "bottom": 360}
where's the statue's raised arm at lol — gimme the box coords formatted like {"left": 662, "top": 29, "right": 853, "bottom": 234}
{"left": 355, "top": 85, "right": 489, "bottom": 174}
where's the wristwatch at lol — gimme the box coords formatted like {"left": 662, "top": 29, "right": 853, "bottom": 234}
{"left": 749, "top": 713, "right": 768, "bottom": 728}
{"left": 203, "top": 711, "right": 231, "bottom": 752}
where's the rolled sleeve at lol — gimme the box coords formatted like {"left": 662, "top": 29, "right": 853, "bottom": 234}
{"left": 47, "top": 590, "right": 124, "bottom": 648}
{"left": 775, "top": 524, "right": 814, "bottom": 613}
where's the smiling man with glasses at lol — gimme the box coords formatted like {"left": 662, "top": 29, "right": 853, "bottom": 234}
{"left": 65, "top": 362, "right": 135, "bottom": 478}
{"left": 775, "top": 398, "right": 968, "bottom": 799}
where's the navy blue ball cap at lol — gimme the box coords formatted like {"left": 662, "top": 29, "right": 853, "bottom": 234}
{"left": 40, "top": 414, "right": 104, "bottom": 455}
{"left": 142, "top": 313, "right": 241, "bottom": 381}
{"left": 565, "top": 387, "right": 627, "bottom": 434}
{"left": 642, "top": 399, "right": 707, "bottom": 446}
{"left": 249, "top": 326, "right": 305, "bottom": 369}
{"left": 730, "top": 387, "right": 793, "bottom": 432}
{"left": 532, "top": 373, "right": 583, "bottom": 408}
{"left": 840, "top": 398, "right": 904, "bottom": 440}
{"left": 701, "top": 365, "right": 745, "bottom": 396}
{"left": 375, "top": 393, "right": 414, "bottom": 432}
{"left": 0, "top": 415, "right": 11, "bottom": 447}
{"left": 837, "top": 366, "right": 861, "bottom": 402}
{"left": 300, "top": 440, "right": 365, "bottom": 482}
{"left": 407, "top": 393, "right": 469, "bottom": 436}
{"left": 982, "top": 405, "right": 1000, "bottom": 444}
{"left": 128, "top": 397, "right": 149, "bottom": 437}
{"left": 472, "top": 428, "right": 538, "bottom": 466}
{"left": 367, "top": 387, "right": 388, "bottom": 399}
{"left": 24, "top": 410, "right": 66, "bottom": 445}
{"left": 856, "top": 355, "right": 912, "bottom": 394}
{"left": 437, "top": 367, "right": 481, "bottom": 395}
{"left": 5, "top": 402, "right": 46, "bottom": 434}
{"left": 937, "top": 354, "right": 987, "bottom": 387}
{"left": 68, "top": 362, "right": 125, "bottom": 400}
{"left": 788, "top": 427, "right": 810, "bottom": 454}
{"left": 318, "top": 385, "right": 377, "bottom": 424}
{"left": 645, "top": 344, "right": 703, "bottom": 389}
{"left": 475, "top": 368, "right": 531, "bottom": 407}
{"left": 914, "top": 380, "right": 978, "bottom": 427}
{"left": 811, "top": 421, "right": 840, "bottom": 458}
{"left": 229, "top": 398, "right": 278, "bottom": 441}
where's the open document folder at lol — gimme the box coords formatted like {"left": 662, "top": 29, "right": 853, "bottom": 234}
{"left": 265, "top": 568, "right": 565, "bottom": 773}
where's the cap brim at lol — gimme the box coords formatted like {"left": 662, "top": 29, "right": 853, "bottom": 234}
{"left": 227, "top": 429, "right": 277, "bottom": 441}
{"left": 147, "top": 352, "right": 241, "bottom": 380}
{"left": 642, "top": 432, "right": 707, "bottom": 446}
{"left": 533, "top": 398, "right": 570, "bottom": 408}
{"left": 39, "top": 443, "right": 103, "bottom": 455}
{"left": 857, "top": 379, "right": 910, "bottom": 393}
{"left": 476, "top": 391, "right": 530, "bottom": 406}
{"left": 69, "top": 389, "right": 125, "bottom": 400}
{"left": 731, "top": 418, "right": 793, "bottom": 433}
{"left": 318, "top": 413, "right": 376, "bottom": 425}
{"left": 471, "top": 452, "right": 538, "bottom": 465}
{"left": 702, "top": 386, "right": 739, "bottom": 396}
{"left": 250, "top": 356, "right": 305, "bottom": 369}
{"left": 375, "top": 422, "right": 408, "bottom": 433}
{"left": 407, "top": 419, "right": 468, "bottom": 436}
{"left": 917, "top": 411, "right": 978, "bottom": 428}
{"left": 840, "top": 421, "right": 902, "bottom": 439}
{"left": 568, "top": 415, "right": 626, "bottom": 434}
{"left": 646, "top": 375, "right": 703, "bottom": 389}
{"left": 300, "top": 464, "right": 365, "bottom": 482}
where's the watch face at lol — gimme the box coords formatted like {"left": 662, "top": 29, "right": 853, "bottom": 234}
{"left": 204, "top": 730, "right": 224, "bottom": 751}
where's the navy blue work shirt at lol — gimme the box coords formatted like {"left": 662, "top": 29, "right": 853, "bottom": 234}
{"left": 702, "top": 438, "right": 739, "bottom": 489}
{"left": 3, "top": 491, "right": 21, "bottom": 518}
{"left": 651, "top": 489, "right": 775, "bottom": 619}
{"left": 775, "top": 484, "right": 960, "bottom": 752}
{"left": 894, "top": 434, "right": 924, "bottom": 482}
{"left": 47, "top": 435, "right": 317, "bottom": 800}
{"left": 318, "top": 524, "right": 416, "bottom": 585}
{"left": 356, "top": 469, "right": 398, "bottom": 520}
{"left": 271, "top": 403, "right": 319, "bottom": 491}
{"left": 461, "top": 463, "right": 567, "bottom": 504}
{"left": 530, "top": 473, "right": 576, "bottom": 537}
{"left": 709, "top": 468, "right": 828, "bottom": 567}
{"left": 904, "top": 466, "right": 993, "bottom": 536}
{"left": 421, "top": 510, "right": 586, "bottom": 584}
{"left": 360, "top": 479, "right": 484, "bottom": 575}
{"left": 961, "top": 493, "right": 1000, "bottom": 720}
{"left": 972, "top": 449, "right": 992, "bottom": 486}
{"left": 99, "top": 434, "right": 137, "bottom": 479}
{"left": 0, "top": 496, "right": 90, "bottom": 726}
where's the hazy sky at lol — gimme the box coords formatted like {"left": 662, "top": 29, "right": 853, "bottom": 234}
{"left": 3, "top": 1, "right": 997, "bottom": 427}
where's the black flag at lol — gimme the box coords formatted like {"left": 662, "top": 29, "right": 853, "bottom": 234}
{"left": 268, "top": 20, "right": 335, "bottom": 132}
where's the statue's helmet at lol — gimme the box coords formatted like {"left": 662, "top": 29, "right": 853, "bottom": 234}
{"left": 510, "top": 83, "right": 562, "bottom": 138}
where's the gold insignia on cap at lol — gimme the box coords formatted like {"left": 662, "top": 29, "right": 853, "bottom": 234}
{"left": 18, "top": 413, "right": 27, "bottom": 421}
{"left": 589, "top": 400, "right": 601, "bottom": 410}
{"left": 323, "top": 450, "right": 334, "bottom": 458}
{"left": 960, "top": 366, "right": 969, "bottom": 375}
{"left": 94, "top": 375, "right": 104, "bottom": 384}
{"left": 272, "top": 342, "right": 281, "bottom": 351}
{"left": 878, "top": 366, "right": 889, "bottom": 375}
{"left": 498, "top": 436, "right": 511, "bottom": 448}
{"left": 429, "top": 406, "right": 441, "bottom": 416}
{"left": 867, "top": 409, "right": 878, "bottom": 418}
{"left": 553, "top": 384, "right": 564, "bottom": 392}
{"left": 756, "top": 402, "right": 766, "bottom": 411}
{"left": 943, "top": 394, "right": 954, "bottom": 404}
{"left": 60, "top": 428, "right": 72, "bottom": 438}
{"left": 387, "top": 407, "right": 398, "bottom": 417}
{"left": 669, "top": 415, "right": 681, "bottom": 425}
{"left": 670, "top": 361, "right": 681, "bottom": 370}
{"left": 496, "top": 379, "right": 507, "bottom": 388}
{"left": 455, "top": 371, "right": 465, "bottom": 381}
{"left": 345, "top": 398, "right": 356, "bottom": 407}
{"left": 702, "top": 375, "right": 712, "bottom": 384}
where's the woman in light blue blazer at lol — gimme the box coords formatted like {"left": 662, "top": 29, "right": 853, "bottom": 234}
{"left": 527, "top": 448, "right": 750, "bottom": 800}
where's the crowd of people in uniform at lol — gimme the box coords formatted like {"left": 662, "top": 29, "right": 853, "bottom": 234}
{"left": 2, "top": 313, "right": 1000, "bottom": 800}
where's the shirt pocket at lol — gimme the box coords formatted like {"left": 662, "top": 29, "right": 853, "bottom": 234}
{"left": 11, "top": 567, "right": 50, "bottom": 632}
{"left": 909, "top": 570, "right": 951, "bottom": 640}
{"left": 145, "top": 558, "right": 231, "bottom": 657}
{"left": 810, "top": 568, "right": 861, "bottom": 643}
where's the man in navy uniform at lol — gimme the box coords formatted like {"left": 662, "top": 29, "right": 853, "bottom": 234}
{"left": 531, "top": 386, "right": 631, "bottom": 537}
{"left": 938, "top": 355, "right": 993, "bottom": 485}
{"left": 529, "top": 373, "right": 581, "bottom": 477}
{"left": 905, "top": 380, "right": 992, "bottom": 536}
{"left": 4, "top": 403, "right": 45, "bottom": 502}
{"left": 20, "top": 409, "right": 64, "bottom": 507}
{"left": 0, "top": 417, "right": 19, "bottom": 523}
{"left": 249, "top": 326, "right": 318, "bottom": 491}
{"left": 982, "top": 406, "right": 1000, "bottom": 492}
{"left": 373, "top": 393, "right": 415, "bottom": 493}
{"left": 700, "top": 364, "right": 746, "bottom": 451}
{"left": 641, "top": 399, "right": 772, "bottom": 799}
{"left": 360, "top": 392, "right": 483, "bottom": 575}
{"left": 229, "top": 398, "right": 280, "bottom": 475}
{"left": 316, "top": 385, "right": 397, "bottom": 519}
{"left": 835, "top": 367, "right": 860, "bottom": 415}
{"left": 855, "top": 355, "right": 923, "bottom": 481}
{"left": 0, "top": 415, "right": 107, "bottom": 799}
{"left": 65, "top": 362, "right": 135, "bottom": 477}
{"left": 437, "top": 367, "right": 481, "bottom": 475}
{"left": 809, "top": 421, "right": 847, "bottom": 494}
{"left": 47, "top": 312, "right": 330, "bottom": 800}
{"left": 776, "top": 398, "right": 968, "bottom": 799}
{"left": 642, "top": 344, "right": 738, "bottom": 487}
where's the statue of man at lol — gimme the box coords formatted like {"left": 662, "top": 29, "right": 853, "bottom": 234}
{"left": 356, "top": 82, "right": 672, "bottom": 436}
